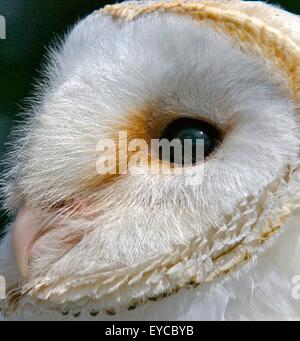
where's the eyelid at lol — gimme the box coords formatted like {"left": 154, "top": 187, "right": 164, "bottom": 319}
{"left": 117, "top": 106, "right": 228, "bottom": 141}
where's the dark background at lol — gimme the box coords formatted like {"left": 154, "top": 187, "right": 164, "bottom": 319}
{"left": 0, "top": 0, "right": 299, "bottom": 230}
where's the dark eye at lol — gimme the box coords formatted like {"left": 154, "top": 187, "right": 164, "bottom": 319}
{"left": 159, "top": 117, "right": 221, "bottom": 165}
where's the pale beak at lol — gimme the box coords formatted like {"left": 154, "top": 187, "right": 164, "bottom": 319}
{"left": 12, "top": 205, "right": 44, "bottom": 278}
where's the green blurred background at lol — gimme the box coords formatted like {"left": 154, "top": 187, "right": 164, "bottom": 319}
{"left": 0, "top": 0, "right": 299, "bottom": 231}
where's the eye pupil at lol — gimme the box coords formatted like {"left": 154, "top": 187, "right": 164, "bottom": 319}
{"left": 159, "top": 117, "right": 221, "bottom": 165}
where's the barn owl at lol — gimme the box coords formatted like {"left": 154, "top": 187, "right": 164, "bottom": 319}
{"left": 1, "top": 0, "right": 300, "bottom": 321}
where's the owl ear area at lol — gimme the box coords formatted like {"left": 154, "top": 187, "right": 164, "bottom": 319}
{"left": 12, "top": 205, "right": 46, "bottom": 278}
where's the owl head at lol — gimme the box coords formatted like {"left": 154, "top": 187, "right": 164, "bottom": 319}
{"left": 1, "top": 0, "right": 300, "bottom": 318}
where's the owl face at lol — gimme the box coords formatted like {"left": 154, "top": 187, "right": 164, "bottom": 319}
{"left": 1, "top": 1, "right": 300, "bottom": 316}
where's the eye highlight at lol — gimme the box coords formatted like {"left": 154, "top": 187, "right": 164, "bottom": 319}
{"left": 159, "top": 117, "right": 222, "bottom": 165}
